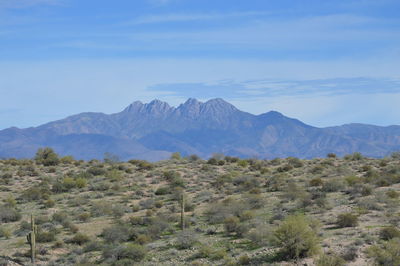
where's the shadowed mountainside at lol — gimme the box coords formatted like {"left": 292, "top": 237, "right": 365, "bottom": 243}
{"left": 1, "top": 98, "right": 399, "bottom": 160}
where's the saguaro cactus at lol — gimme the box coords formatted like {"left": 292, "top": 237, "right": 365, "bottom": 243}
{"left": 180, "top": 192, "right": 185, "bottom": 230}
{"left": 26, "top": 214, "right": 37, "bottom": 264}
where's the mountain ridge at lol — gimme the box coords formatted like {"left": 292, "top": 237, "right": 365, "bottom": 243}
{"left": 1, "top": 98, "right": 399, "bottom": 161}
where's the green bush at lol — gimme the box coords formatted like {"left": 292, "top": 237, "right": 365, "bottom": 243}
{"left": 367, "top": 238, "right": 400, "bottom": 265}
{"left": 336, "top": 213, "right": 358, "bottom": 228}
{"left": 175, "top": 229, "right": 198, "bottom": 249}
{"left": 36, "top": 229, "right": 57, "bottom": 243}
{"left": 379, "top": 226, "right": 400, "bottom": 240}
{"left": 322, "top": 179, "right": 344, "bottom": 192}
{"left": 0, "top": 205, "right": 21, "bottom": 223}
{"left": 101, "top": 224, "right": 131, "bottom": 243}
{"left": 155, "top": 186, "right": 169, "bottom": 195}
{"left": 103, "top": 243, "right": 147, "bottom": 262}
{"left": 273, "top": 214, "right": 320, "bottom": 259}
{"left": 310, "top": 177, "right": 323, "bottom": 187}
{"left": 69, "top": 233, "right": 90, "bottom": 245}
{"left": 316, "top": 253, "right": 345, "bottom": 266}
{"left": 34, "top": 147, "right": 60, "bottom": 166}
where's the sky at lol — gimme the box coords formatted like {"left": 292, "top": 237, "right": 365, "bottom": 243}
{"left": 0, "top": 0, "right": 400, "bottom": 129}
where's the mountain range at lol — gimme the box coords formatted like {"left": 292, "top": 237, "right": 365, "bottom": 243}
{"left": 1, "top": 98, "right": 400, "bottom": 161}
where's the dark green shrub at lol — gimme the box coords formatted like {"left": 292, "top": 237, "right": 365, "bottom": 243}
{"left": 102, "top": 244, "right": 147, "bottom": 263}
{"left": 155, "top": 186, "right": 169, "bottom": 195}
{"left": 336, "top": 213, "right": 358, "bottom": 228}
{"left": 379, "top": 226, "right": 400, "bottom": 240}
{"left": 310, "top": 177, "right": 323, "bottom": 187}
{"left": 207, "top": 158, "right": 218, "bottom": 165}
{"left": 69, "top": 233, "right": 90, "bottom": 245}
{"left": 101, "top": 224, "right": 131, "bottom": 243}
{"left": 367, "top": 238, "right": 400, "bottom": 265}
{"left": 273, "top": 214, "right": 320, "bottom": 259}
{"left": 316, "top": 253, "right": 345, "bottom": 266}
{"left": 322, "top": 179, "right": 344, "bottom": 192}
{"left": 386, "top": 190, "right": 399, "bottom": 199}
{"left": 0, "top": 206, "right": 21, "bottom": 223}
{"left": 175, "top": 229, "right": 198, "bottom": 249}
{"left": 223, "top": 216, "right": 240, "bottom": 235}
{"left": 36, "top": 230, "right": 57, "bottom": 243}
{"left": 34, "top": 147, "right": 59, "bottom": 166}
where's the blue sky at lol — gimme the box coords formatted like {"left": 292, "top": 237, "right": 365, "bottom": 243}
{"left": 0, "top": 0, "right": 400, "bottom": 128}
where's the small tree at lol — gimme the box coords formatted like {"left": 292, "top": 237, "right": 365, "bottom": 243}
{"left": 273, "top": 214, "right": 320, "bottom": 259}
{"left": 34, "top": 147, "right": 59, "bottom": 166}
{"left": 336, "top": 213, "right": 358, "bottom": 228}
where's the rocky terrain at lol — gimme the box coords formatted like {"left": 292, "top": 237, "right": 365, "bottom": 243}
{"left": 0, "top": 150, "right": 400, "bottom": 265}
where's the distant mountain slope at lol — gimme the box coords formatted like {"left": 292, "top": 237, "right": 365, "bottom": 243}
{"left": 0, "top": 98, "right": 399, "bottom": 160}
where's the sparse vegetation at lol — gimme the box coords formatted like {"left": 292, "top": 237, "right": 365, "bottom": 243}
{"left": 0, "top": 150, "right": 399, "bottom": 265}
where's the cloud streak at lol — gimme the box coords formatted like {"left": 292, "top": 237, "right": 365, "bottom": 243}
{"left": 126, "top": 11, "right": 270, "bottom": 25}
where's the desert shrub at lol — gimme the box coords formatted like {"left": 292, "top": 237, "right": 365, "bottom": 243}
{"left": 43, "top": 198, "right": 55, "bottom": 208}
{"left": 327, "top": 153, "right": 337, "bottom": 158}
{"left": 60, "top": 155, "right": 74, "bottom": 164}
{"left": 0, "top": 205, "right": 21, "bottom": 223}
{"left": 287, "top": 157, "right": 303, "bottom": 168}
{"left": 386, "top": 190, "right": 399, "bottom": 199}
{"left": 243, "top": 193, "right": 264, "bottom": 209}
{"left": 78, "top": 212, "right": 91, "bottom": 222}
{"left": 283, "top": 182, "right": 307, "bottom": 201}
{"left": 322, "top": 179, "right": 345, "bottom": 192}
{"left": 0, "top": 226, "right": 12, "bottom": 239}
{"left": 52, "top": 211, "right": 70, "bottom": 225}
{"left": 75, "top": 178, "right": 87, "bottom": 188}
{"left": 106, "top": 169, "right": 123, "bottom": 182}
{"left": 316, "top": 253, "right": 345, "bottom": 266}
{"left": 102, "top": 243, "right": 147, "bottom": 263}
{"left": 86, "top": 166, "right": 106, "bottom": 176}
{"left": 36, "top": 229, "right": 57, "bottom": 243}
{"left": 83, "top": 241, "right": 103, "bottom": 253}
{"left": 233, "top": 175, "right": 260, "bottom": 191}
{"left": 188, "top": 154, "right": 200, "bottom": 161}
{"left": 207, "top": 158, "right": 218, "bottom": 165}
{"left": 310, "top": 177, "right": 323, "bottom": 187}
{"left": 367, "top": 238, "right": 400, "bottom": 265}
{"left": 34, "top": 147, "right": 60, "bottom": 166}
{"left": 223, "top": 216, "right": 240, "bottom": 235}
{"left": 155, "top": 186, "right": 169, "bottom": 195}
{"left": 357, "top": 197, "right": 382, "bottom": 211}
{"left": 265, "top": 174, "right": 287, "bottom": 192}
{"left": 336, "top": 213, "right": 358, "bottom": 228}
{"left": 273, "top": 214, "right": 320, "bottom": 259}
{"left": 21, "top": 185, "right": 50, "bottom": 201}
{"left": 344, "top": 175, "right": 362, "bottom": 186}
{"left": 237, "top": 160, "right": 248, "bottom": 168}
{"left": 213, "top": 174, "right": 233, "bottom": 189}
{"left": 139, "top": 198, "right": 155, "bottom": 210}
{"left": 175, "top": 229, "right": 198, "bottom": 249}
{"left": 196, "top": 245, "right": 226, "bottom": 260}
{"left": 246, "top": 224, "right": 272, "bottom": 247}
{"left": 379, "top": 226, "right": 400, "bottom": 240}
{"left": 277, "top": 164, "right": 293, "bottom": 172}
{"left": 205, "top": 198, "right": 247, "bottom": 224}
{"left": 101, "top": 224, "right": 131, "bottom": 243}
{"left": 91, "top": 201, "right": 113, "bottom": 217}
{"left": 69, "top": 233, "right": 90, "bottom": 245}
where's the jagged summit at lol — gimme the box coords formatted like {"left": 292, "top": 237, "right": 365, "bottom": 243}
{"left": 1, "top": 97, "right": 400, "bottom": 160}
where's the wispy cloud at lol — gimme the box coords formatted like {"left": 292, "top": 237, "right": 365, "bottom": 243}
{"left": 148, "top": 77, "right": 400, "bottom": 99}
{"left": 127, "top": 11, "right": 270, "bottom": 25}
